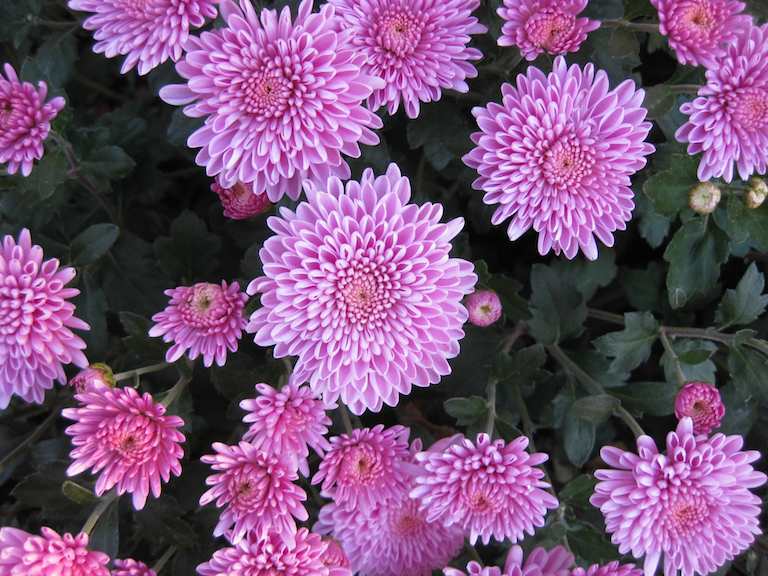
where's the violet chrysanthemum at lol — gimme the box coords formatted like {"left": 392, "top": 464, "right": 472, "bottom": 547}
{"left": 0, "top": 527, "right": 110, "bottom": 576}
{"left": 0, "top": 229, "right": 89, "bottom": 409}
{"left": 200, "top": 441, "right": 308, "bottom": 544}
{"left": 591, "top": 417, "right": 767, "bottom": 576}
{"left": 444, "top": 545, "right": 574, "bottom": 576}
{"left": 113, "top": 559, "right": 156, "bottom": 576}
{"left": 212, "top": 179, "right": 271, "bottom": 220}
{"left": 327, "top": 0, "right": 485, "bottom": 119}
{"left": 676, "top": 23, "right": 768, "bottom": 182}
{"left": 149, "top": 281, "right": 247, "bottom": 367}
{"left": 62, "top": 386, "right": 185, "bottom": 510}
{"left": 411, "top": 433, "right": 559, "bottom": 545}
{"left": 463, "top": 57, "right": 654, "bottom": 260}
{"left": 674, "top": 381, "right": 724, "bottom": 435}
{"left": 570, "top": 563, "right": 642, "bottom": 576}
{"left": 67, "top": 0, "right": 218, "bottom": 75}
{"left": 159, "top": 0, "right": 384, "bottom": 203}
{"left": 466, "top": 290, "right": 503, "bottom": 327}
{"left": 650, "top": 0, "right": 751, "bottom": 67}
{"left": 239, "top": 382, "right": 333, "bottom": 477}
{"left": 497, "top": 0, "right": 600, "bottom": 61}
{"left": 247, "top": 164, "right": 477, "bottom": 414}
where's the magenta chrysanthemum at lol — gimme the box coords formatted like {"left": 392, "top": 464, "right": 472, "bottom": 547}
{"left": 463, "top": 57, "right": 654, "bottom": 260}
{"left": 674, "top": 381, "right": 724, "bottom": 435}
{"left": 67, "top": 0, "right": 218, "bottom": 75}
{"left": 497, "top": 0, "right": 599, "bottom": 61}
{"left": 570, "top": 563, "right": 642, "bottom": 576}
{"left": 212, "top": 179, "right": 271, "bottom": 220}
{"left": 411, "top": 433, "right": 559, "bottom": 545}
{"left": 0, "top": 527, "right": 110, "bottom": 576}
{"left": 246, "top": 164, "right": 476, "bottom": 414}
{"left": 112, "top": 559, "right": 156, "bottom": 576}
{"left": 466, "top": 290, "right": 502, "bottom": 327}
{"left": 321, "top": 538, "right": 352, "bottom": 576}
{"left": 149, "top": 281, "right": 247, "bottom": 367}
{"left": 675, "top": 23, "right": 768, "bottom": 182}
{"left": 68, "top": 363, "right": 115, "bottom": 394}
{"left": 1, "top": 64, "right": 64, "bottom": 177}
{"left": 0, "top": 229, "right": 89, "bottom": 409}
{"left": 650, "top": 0, "right": 751, "bottom": 67}
{"left": 444, "top": 545, "right": 574, "bottom": 576}
{"left": 591, "top": 418, "right": 767, "bottom": 576}
{"left": 200, "top": 440, "right": 308, "bottom": 544}
{"left": 159, "top": 0, "right": 384, "bottom": 203}
{"left": 327, "top": 0, "right": 485, "bottom": 119}
{"left": 62, "top": 386, "right": 185, "bottom": 510}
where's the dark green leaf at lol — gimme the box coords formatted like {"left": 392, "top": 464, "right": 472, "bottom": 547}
{"left": 528, "top": 264, "right": 586, "bottom": 345}
{"left": 661, "top": 339, "right": 717, "bottom": 384}
{"left": 21, "top": 33, "right": 77, "bottom": 92}
{"left": 568, "top": 522, "right": 622, "bottom": 564}
{"left": 82, "top": 146, "right": 136, "bottom": 180}
{"left": 715, "top": 263, "right": 768, "bottom": 329}
{"left": 154, "top": 210, "right": 222, "bottom": 281}
{"left": 570, "top": 394, "right": 620, "bottom": 424}
{"left": 61, "top": 481, "right": 98, "bottom": 505}
{"left": 621, "top": 263, "right": 664, "bottom": 311}
{"left": 610, "top": 381, "right": 677, "bottom": 416}
{"left": 593, "top": 312, "right": 659, "bottom": 372}
{"left": 444, "top": 396, "right": 488, "bottom": 426}
{"left": 552, "top": 250, "right": 617, "bottom": 301}
{"left": 70, "top": 223, "right": 120, "bottom": 266}
{"left": 135, "top": 497, "right": 197, "bottom": 549}
{"left": 728, "top": 344, "right": 768, "bottom": 402}
{"left": 16, "top": 149, "right": 69, "bottom": 200}
{"left": 88, "top": 500, "right": 119, "bottom": 558}
{"left": 635, "top": 193, "right": 671, "bottom": 249}
{"left": 642, "top": 162, "right": 698, "bottom": 218}
{"left": 559, "top": 474, "right": 597, "bottom": 505}
{"left": 563, "top": 410, "right": 596, "bottom": 466}
{"left": 718, "top": 383, "right": 757, "bottom": 436}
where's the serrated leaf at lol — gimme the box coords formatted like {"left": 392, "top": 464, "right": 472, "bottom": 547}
{"left": 16, "top": 149, "right": 69, "bottom": 200}
{"left": 728, "top": 344, "right": 768, "bottom": 402}
{"left": 567, "top": 522, "right": 622, "bottom": 564}
{"left": 563, "top": 410, "right": 596, "bottom": 466}
{"left": 528, "top": 264, "right": 586, "bottom": 345}
{"left": 610, "top": 381, "right": 677, "bottom": 416}
{"left": 570, "top": 394, "right": 619, "bottom": 424}
{"left": 642, "top": 163, "right": 697, "bottom": 218}
{"left": 635, "top": 193, "right": 671, "bottom": 249}
{"left": 492, "top": 344, "right": 547, "bottom": 383}
{"left": 718, "top": 383, "right": 757, "bottom": 436}
{"left": 552, "top": 250, "right": 617, "bottom": 301}
{"left": 70, "top": 223, "right": 120, "bottom": 266}
{"left": 82, "top": 146, "right": 136, "bottom": 180}
{"left": 593, "top": 312, "right": 659, "bottom": 372}
{"left": 621, "top": 263, "right": 664, "bottom": 312}
{"left": 406, "top": 101, "right": 471, "bottom": 170}
{"left": 559, "top": 474, "right": 597, "bottom": 505}
{"left": 444, "top": 396, "right": 488, "bottom": 426}
{"left": 154, "top": 210, "right": 221, "bottom": 282}
{"left": 715, "top": 263, "right": 768, "bottom": 329}
{"left": 723, "top": 194, "right": 768, "bottom": 251}
{"left": 661, "top": 339, "right": 717, "bottom": 384}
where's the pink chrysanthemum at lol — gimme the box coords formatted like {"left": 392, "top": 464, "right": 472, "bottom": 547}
{"left": 327, "top": 0, "right": 485, "bottom": 119}
{"left": 112, "top": 559, "right": 156, "bottom": 576}
{"left": 591, "top": 417, "right": 767, "bottom": 576}
{"left": 247, "top": 164, "right": 477, "bottom": 414}
{"left": 444, "top": 545, "right": 574, "bottom": 576}
{"left": 211, "top": 178, "right": 271, "bottom": 221}
{"left": 312, "top": 425, "right": 412, "bottom": 512}
{"left": 0, "top": 229, "right": 89, "bottom": 409}
{"left": 674, "top": 381, "right": 724, "bottom": 435}
{"left": 68, "top": 363, "right": 115, "bottom": 394}
{"left": 239, "top": 382, "right": 333, "bottom": 477}
{"left": 62, "top": 386, "right": 185, "bottom": 510}
{"left": 0, "top": 527, "right": 110, "bottom": 576}
{"left": 200, "top": 441, "right": 308, "bottom": 544}
{"left": 466, "top": 290, "right": 502, "bottom": 327}
{"left": 411, "top": 433, "right": 559, "bottom": 545}
{"left": 149, "top": 281, "right": 247, "bottom": 367}
{"left": 676, "top": 23, "right": 768, "bottom": 182}
{"left": 570, "top": 563, "right": 642, "bottom": 576}
{"left": 321, "top": 538, "right": 352, "bottom": 576}
{"left": 67, "top": 0, "right": 218, "bottom": 75}
{"left": 650, "top": 0, "right": 751, "bottom": 67}
{"left": 159, "top": 0, "right": 384, "bottom": 203}
{"left": 1, "top": 64, "right": 64, "bottom": 177}
{"left": 497, "top": 0, "right": 600, "bottom": 61}
{"left": 463, "top": 57, "right": 654, "bottom": 260}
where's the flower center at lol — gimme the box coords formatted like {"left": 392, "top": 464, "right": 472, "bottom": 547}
{"left": 525, "top": 9, "right": 576, "bottom": 50}
{"left": 680, "top": 1, "right": 718, "bottom": 34}
{"left": 229, "top": 466, "right": 267, "bottom": 510}
{"left": 375, "top": 8, "right": 425, "bottom": 57}
{"left": 667, "top": 497, "right": 709, "bottom": 536}
{"left": 181, "top": 283, "right": 228, "bottom": 328}
{"left": 239, "top": 66, "right": 294, "bottom": 119}
{"left": 0, "top": 99, "right": 13, "bottom": 128}
{"left": 730, "top": 88, "right": 768, "bottom": 130}
{"left": 392, "top": 512, "right": 423, "bottom": 536}
{"left": 541, "top": 134, "right": 595, "bottom": 190}
{"left": 340, "top": 446, "right": 380, "bottom": 484}
{"left": 102, "top": 418, "right": 154, "bottom": 464}
{"left": 466, "top": 490, "right": 494, "bottom": 513}
{"left": 335, "top": 257, "right": 395, "bottom": 328}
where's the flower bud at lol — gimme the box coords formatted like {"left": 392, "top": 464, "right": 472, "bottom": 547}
{"left": 68, "top": 363, "right": 115, "bottom": 395}
{"left": 466, "top": 290, "right": 502, "bottom": 327}
{"left": 674, "top": 381, "right": 724, "bottom": 436}
{"left": 688, "top": 182, "right": 721, "bottom": 215}
{"left": 746, "top": 177, "right": 767, "bottom": 209}
{"left": 212, "top": 178, "right": 271, "bottom": 220}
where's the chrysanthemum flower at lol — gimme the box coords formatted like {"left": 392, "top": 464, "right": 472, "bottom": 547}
{"left": 497, "top": 0, "right": 599, "bottom": 61}
{"left": 68, "top": 363, "right": 115, "bottom": 394}
{"left": 650, "top": 0, "right": 751, "bottom": 67}
{"left": 239, "top": 382, "right": 332, "bottom": 477}
{"left": 674, "top": 381, "right": 724, "bottom": 435}
{"left": 211, "top": 178, "right": 271, "bottom": 221}
{"left": 200, "top": 441, "right": 308, "bottom": 544}
{"left": 113, "top": 559, "right": 156, "bottom": 576}
{"left": 570, "top": 563, "right": 642, "bottom": 576}
{"left": 591, "top": 417, "right": 767, "bottom": 576}
{"left": 149, "top": 281, "right": 247, "bottom": 367}
{"left": 466, "top": 290, "right": 502, "bottom": 327}
{"left": 62, "top": 386, "right": 185, "bottom": 510}
{"left": 67, "top": 0, "right": 218, "bottom": 75}
{"left": 247, "top": 164, "right": 476, "bottom": 414}
{"left": 0, "top": 527, "right": 110, "bottom": 576}
{"left": 327, "top": 0, "right": 485, "bottom": 119}
{"left": 159, "top": 0, "right": 384, "bottom": 203}
{"left": 444, "top": 545, "right": 574, "bottom": 576}
{"left": 411, "top": 433, "right": 559, "bottom": 545}
{"left": 321, "top": 538, "right": 352, "bottom": 576}
{"left": 676, "top": 23, "right": 768, "bottom": 182}
{"left": 463, "top": 57, "right": 654, "bottom": 260}
{"left": 0, "top": 229, "right": 89, "bottom": 409}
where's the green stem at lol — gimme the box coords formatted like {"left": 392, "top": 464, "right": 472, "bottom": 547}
{"left": 659, "top": 328, "right": 687, "bottom": 387}
{"left": 587, "top": 308, "right": 625, "bottom": 325}
{"left": 485, "top": 378, "right": 497, "bottom": 438}
{"left": 81, "top": 492, "right": 118, "bottom": 536}
{"left": 0, "top": 403, "right": 64, "bottom": 474}
{"left": 151, "top": 546, "right": 177, "bottom": 574}
{"left": 161, "top": 375, "right": 191, "bottom": 408}
{"left": 465, "top": 542, "right": 483, "bottom": 563}
{"left": 614, "top": 405, "right": 646, "bottom": 438}
{"left": 114, "top": 362, "right": 171, "bottom": 382}
{"left": 602, "top": 19, "right": 661, "bottom": 33}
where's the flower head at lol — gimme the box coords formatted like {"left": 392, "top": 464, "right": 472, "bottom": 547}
{"left": 0, "top": 527, "right": 110, "bottom": 576}
{"left": 0, "top": 229, "right": 89, "bottom": 409}
{"left": 676, "top": 23, "right": 768, "bottom": 182}
{"left": 570, "top": 563, "right": 642, "bottom": 576}
{"left": 674, "top": 381, "right": 725, "bottom": 435}
{"left": 463, "top": 57, "right": 654, "bottom": 260}
{"left": 746, "top": 177, "right": 768, "bottom": 209}
{"left": 212, "top": 179, "right": 271, "bottom": 220}
{"left": 200, "top": 441, "right": 308, "bottom": 544}
{"left": 411, "top": 433, "right": 559, "bottom": 545}
{"left": 327, "top": 0, "right": 485, "bottom": 119}
{"left": 69, "top": 363, "right": 115, "bottom": 394}
{"left": 591, "top": 418, "right": 767, "bottom": 576}
{"left": 497, "top": 0, "right": 600, "bottom": 60}
{"left": 150, "top": 281, "right": 247, "bottom": 367}
{"left": 444, "top": 545, "right": 574, "bottom": 576}
{"left": 67, "top": 0, "right": 218, "bottom": 75}
{"left": 650, "top": 0, "right": 751, "bottom": 67}
{"left": 159, "top": 0, "right": 384, "bottom": 203}
{"left": 688, "top": 182, "right": 721, "bottom": 214}
{"left": 247, "top": 164, "right": 476, "bottom": 414}
{"left": 466, "top": 290, "right": 502, "bottom": 327}
{"left": 320, "top": 538, "right": 352, "bottom": 576}
{"left": 62, "top": 386, "right": 185, "bottom": 510}
{"left": 112, "top": 559, "right": 156, "bottom": 576}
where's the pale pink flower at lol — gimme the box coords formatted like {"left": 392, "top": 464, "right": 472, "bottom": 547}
{"left": 159, "top": 0, "right": 384, "bottom": 203}
{"left": 444, "top": 545, "right": 574, "bottom": 576}
{"left": 68, "top": 363, "right": 115, "bottom": 394}
{"left": 62, "top": 386, "right": 185, "bottom": 510}
{"left": 674, "top": 381, "right": 724, "bottom": 435}
{"left": 0, "top": 229, "right": 89, "bottom": 409}
{"left": 570, "top": 563, "right": 642, "bottom": 576}
{"left": 112, "top": 559, "right": 156, "bottom": 576}
{"left": 0, "top": 527, "right": 110, "bottom": 576}
{"left": 466, "top": 290, "right": 502, "bottom": 327}
{"left": 591, "top": 417, "right": 767, "bottom": 576}
{"left": 149, "top": 281, "right": 247, "bottom": 367}
{"left": 211, "top": 179, "right": 271, "bottom": 221}
{"left": 67, "top": 0, "right": 218, "bottom": 75}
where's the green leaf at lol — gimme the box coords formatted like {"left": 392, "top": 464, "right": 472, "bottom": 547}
{"left": 723, "top": 194, "right": 768, "bottom": 251}
{"left": 635, "top": 193, "right": 671, "bottom": 249}
{"left": 0, "top": 0, "right": 41, "bottom": 47}
{"left": 563, "top": 410, "right": 596, "bottom": 466}
{"left": 584, "top": 0, "right": 624, "bottom": 18}
{"left": 406, "top": 100, "right": 472, "bottom": 170}
{"left": 559, "top": 474, "right": 597, "bottom": 506}
{"left": 81, "top": 146, "right": 136, "bottom": 180}
{"left": 661, "top": 339, "right": 717, "bottom": 384}
{"left": 642, "top": 162, "right": 698, "bottom": 218}
{"left": 154, "top": 210, "right": 222, "bottom": 281}
{"left": 528, "top": 264, "right": 586, "bottom": 345}
{"left": 135, "top": 497, "right": 197, "bottom": 549}
{"left": 61, "top": 481, "right": 98, "bottom": 505}
{"left": 16, "top": 149, "right": 69, "bottom": 200}
{"left": 70, "top": 223, "right": 120, "bottom": 266}
{"left": 444, "top": 396, "right": 488, "bottom": 426}
{"left": 728, "top": 344, "right": 768, "bottom": 402}
{"left": 551, "top": 250, "right": 617, "bottom": 301}
{"left": 610, "top": 381, "right": 677, "bottom": 416}
{"left": 642, "top": 85, "right": 677, "bottom": 120}
{"left": 593, "top": 312, "right": 659, "bottom": 372}
{"left": 567, "top": 522, "right": 622, "bottom": 564}
{"left": 487, "top": 274, "right": 529, "bottom": 322}
{"left": 715, "top": 263, "right": 768, "bottom": 329}
{"left": 492, "top": 344, "right": 547, "bottom": 384}
{"left": 74, "top": 273, "right": 109, "bottom": 361}
{"left": 718, "top": 383, "right": 757, "bottom": 436}
{"left": 621, "top": 263, "right": 664, "bottom": 312}
{"left": 21, "top": 33, "right": 77, "bottom": 93}
{"left": 88, "top": 499, "right": 119, "bottom": 558}
{"left": 570, "top": 394, "right": 620, "bottom": 424}
{"left": 167, "top": 108, "right": 203, "bottom": 147}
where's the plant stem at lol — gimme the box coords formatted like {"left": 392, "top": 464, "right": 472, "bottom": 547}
{"left": 587, "top": 308, "right": 625, "bottom": 325}
{"left": 0, "top": 402, "right": 64, "bottom": 474}
{"left": 614, "top": 406, "right": 646, "bottom": 438}
{"left": 602, "top": 19, "right": 661, "bottom": 33}
{"left": 161, "top": 375, "right": 191, "bottom": 408}
{"left": 659, "top": 328, "right": 687, "bottom": 387}
{"left": 114, "top": 362, "right": 171, "bottom": 382}
{"left": 485, "top": 378, "right": 497, "bottom": 438}
{"left": 338, "top": 405, "right": 354, "bottom": 434}
{"left": 81, "top": 492, "right": 118, "bottom": 535}
{"left": 668, "top": 84, "right": 701, "bottom": 94}
{"left": 465, "top": 542, "right": 483, "bottom": 563}
{"left": 151, "top": 546, "right": 177, "bottom": 574}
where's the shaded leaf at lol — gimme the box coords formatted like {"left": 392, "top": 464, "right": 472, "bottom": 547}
{"left": 154, "top": 211, "right": 222, "bottom": 282}
{"left": 728, "top": 344, "right": 768, "bottom": 402}
{"left": 593, "top": 312, "right": 659, "bottom": 372}
{"left": 570, "top": 394, "right": 619, "bottom": 424}
{"left": 661, "top": 339, "right": 717, "bottom": 385}
{"left": 715, "top": 263, "right": 768, "bottom": 329}
{"left": 70, "top": 223, "right": 120, "bottom": 266}
{"left": 610, "top": 381, "right": 677, "bottom": 416}
{"left": 563, "top": 410, "right": 596, "bottom": 466}
{"left": 444, "top": 396, "right": 488, "bottom": 427}
{"left": 528, "top": 265, "right": 586, "bottom": 345}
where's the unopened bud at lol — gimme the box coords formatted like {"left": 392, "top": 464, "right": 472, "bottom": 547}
{"left": 746, "top": 177, "right": 767, "bottom": 209}
{"left": 68, "top": 363, "right": 115, "bottom": 395}
{"left": 466, "top": 290, "right": 502, "bottom": 327}
{"left": 688, "top": 182, "right": 721, "bottom": 215}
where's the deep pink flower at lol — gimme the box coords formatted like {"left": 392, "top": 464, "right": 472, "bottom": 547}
{"left": 149, "top": 281, "right": 247, "bottom": 367}
{"left": 320, "top": 538, "right": 352, "bottom": 576}
{"left": 211, "top": 178, "right": 271, "bottom": 220}
{"left": 62, "top": 386, "right": 185, "bottom": 510}
{"left": 0, "top": 527, "right": 110, "bottom": 576}
{"left": 200, "top": 441, "right": 308, "bottom": 544}
{"left": 650, "top": 0, "right": 751, "bottom": 67}
{"left": 444, "top": 545, "right": 574, "bottom": 576}
{"left": 159, "top": 0, "right": 384, "bottom": 203}
{"left": 112, "top": 559, "right": 156, "bottom": 576}
{"left": 0, "top": 229, "right": 89, "bottom": 409}
{"left": 239, "top": 382, "right": 332, "bottom": 477}
{"left": 68, "top": 363, "right": 115, "bottom": 394}
{"left": 676, "top": 23, "right": 768, "bottom": 182}
{"left": 591, "top": 418, "right": 767, "bottom": 576}
{"left": 466, "top": 290, "right": 502, "bottom": 327}
{"left": 674, "top": 381, "right": 724, "bottom": 435}
{"left": 411, "top": 433, "right": 559, "bottom": 545}
{"left": 570, "top": 563, "right": 642, "bottom": 576}
{"left": 247, "top": 164, "right": 477, "bottom": 414}
{"left": 497, "top": 0, "right": 599, "bottom": 61}
{"left": 327, "top": 0, "right": 485, "bottom": 119}
{"left": 67, "top": 0, "right": 218, "bottom": 75}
